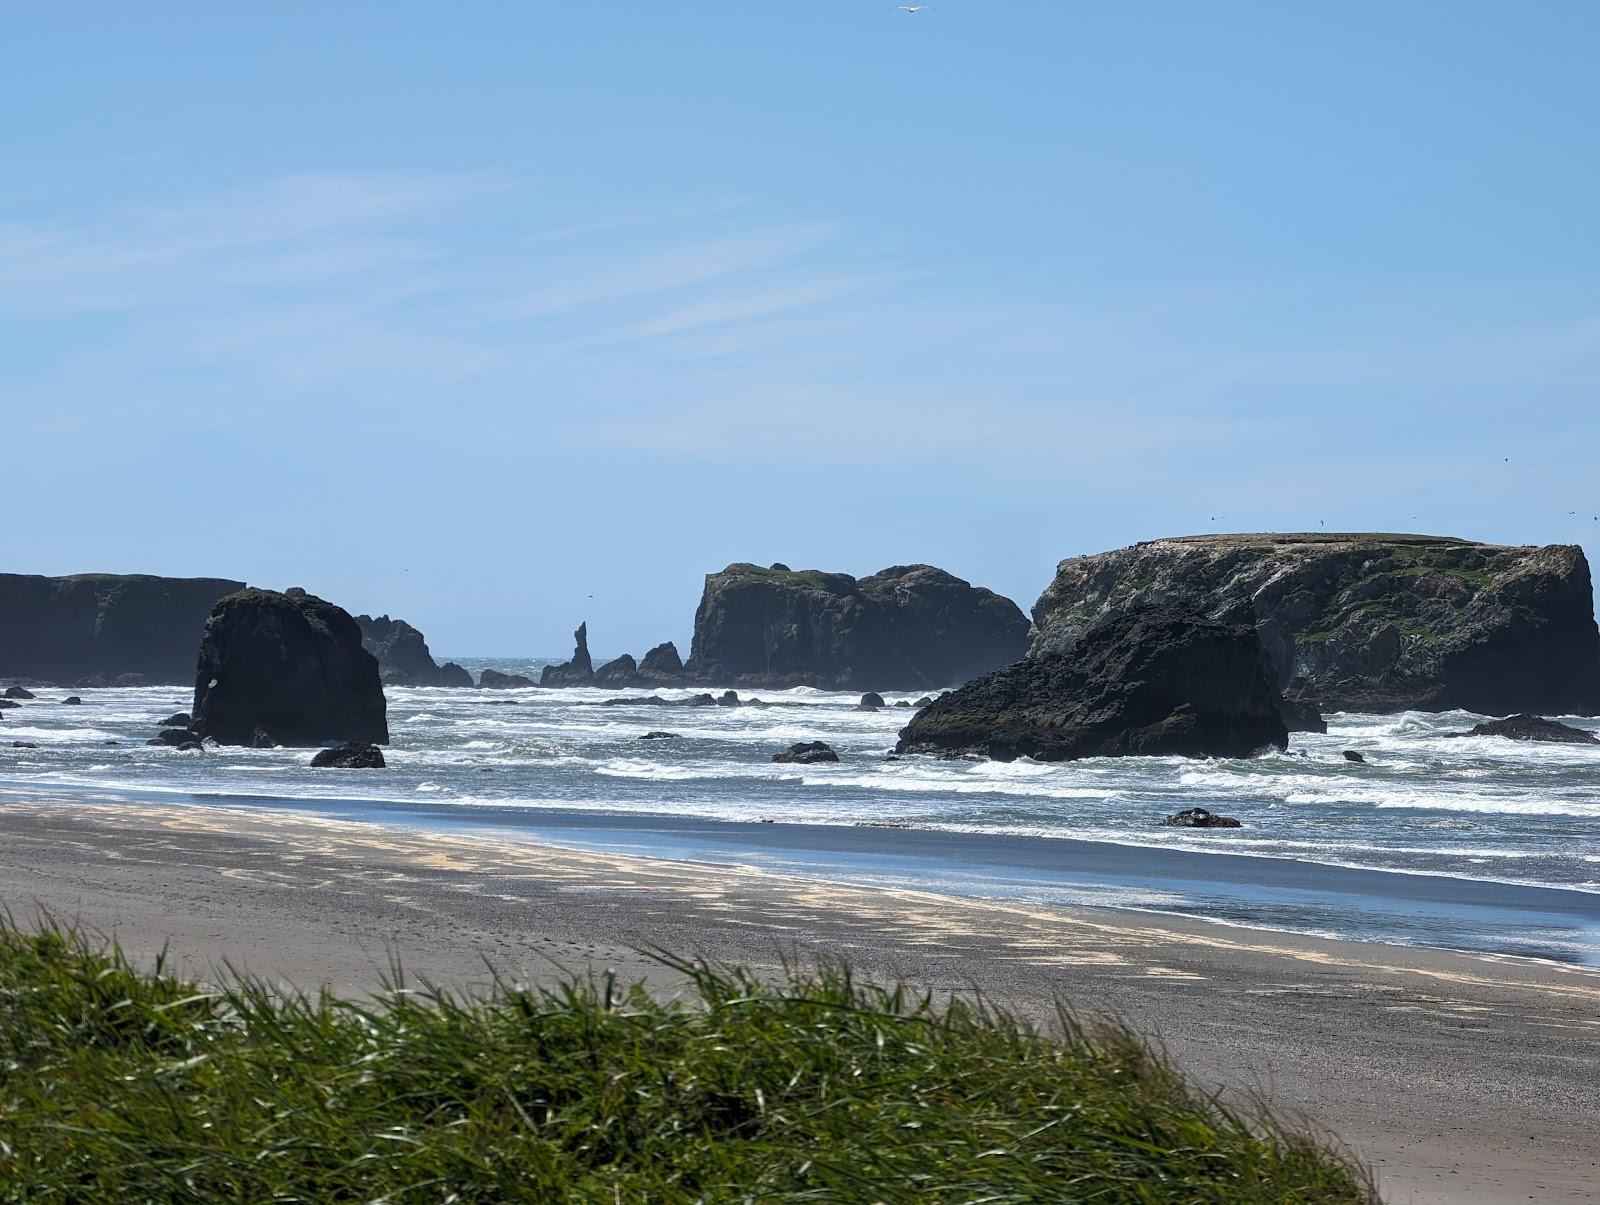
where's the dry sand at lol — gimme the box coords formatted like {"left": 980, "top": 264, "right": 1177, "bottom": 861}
{"left": 3, "top": 797, "right": 1596, "bottom": 1204}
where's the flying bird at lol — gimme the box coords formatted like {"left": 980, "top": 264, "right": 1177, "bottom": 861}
{"left": 894, "top": 4, "right": 934, "bottom": 11}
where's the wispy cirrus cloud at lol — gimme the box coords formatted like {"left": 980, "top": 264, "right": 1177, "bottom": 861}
{"left": 0, "top": 173, "right": 904, "bottom": 400}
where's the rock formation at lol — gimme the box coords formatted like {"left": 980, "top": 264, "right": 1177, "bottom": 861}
{"left": 593, "top": 654, "right": 639, "bottom": 687}
{"left": 311, "top": 743, "right": 387, "bottom": 768}
{"left": 896, "top": 606, "right": 1288, "bottom": 762}
{"left": 354, "top": 614, "right": 472, "bottom": 687}
{"left": 773, "top": 741, "right": 840, "bottom": 764}
{"left": 190, "top": 589, "right": 388, "bottom": 748}
{"left": 1449, "top": 714, "right": 1598, "bottom": 745}
{"left": 685, "top": 563, "right": 1028, "bottom": 691}
{"left": 639, "top": 641, "right": 687, "bottom": 682}
{"left": 540, "top": 623, "right": 595, "bottom": 687}
{"left": 1029, "top": 534, "right": 1600, "bottom": 715}
{"left": 479, "top": 669, "right": 536, "bottom": 689}
{"left": 1163, "top": 808, "right": 1242, "bottom": 828}
{"left": 0, "top": 573, "right": 244, "bottom": 685}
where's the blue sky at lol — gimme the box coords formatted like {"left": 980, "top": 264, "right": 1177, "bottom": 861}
{"left": 4, "top": 2, "right": 1598, "bottom": 655}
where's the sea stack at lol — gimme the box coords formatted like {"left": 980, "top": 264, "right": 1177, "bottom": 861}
{"left": 190, "top": 589, "right": 389, "bottom": 747}
{"left": 685, "top": 562, "right": 1029, "bottom": 691}
{"left": 1029, "top": 534, "right": 1600, "bottom": 715}
{"left": 540, "top": 623, "right": 596, "bottom": 686}
{"left": 355, "top": 614, "right": 473, "bottom": 687}
{"left": 895, "top": 606, "right": 1288, "bottom": 762}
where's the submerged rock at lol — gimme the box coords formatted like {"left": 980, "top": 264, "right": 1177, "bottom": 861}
{"left": 639, "top": 731, "right": 679, "bottom": 740}
{"left": 1029, "top": 533, "right": 1600, "bottom": 715}
{"left": 311, "top": 742, "right": 386, "bottom": 768}
{"left": 61, "top": 696, "right": 82, "bottom": 706}
{"left": 1163, "top": 807, "right": 1241, "bottom": 828}
{"left": 159, "top": 712, "right": 192, "bottom": 728}
{"left": 685, "top": 562, "right": 1029, "bottom": 691}
{"left": 1343, "top": 750, "right": 1366, "bottom": 763}
{"left": 190, "top": 589, "right": 388, "bottom": 748}
{"left": 4, "top": 687, "right": 36, "bottom": 700}
{"left": 1450, "top": 714, "right": 1599, "bottom": 745}
{"left": 773, "top": 741, "right": 840, "bottom": 764}
{"left": 479, "top": 669, "right": 536, "bottom": 689}
{"left": 895, "top": 606, "right": 1288, "bottom": 762}
{"left": 540, "top": 623, "right": 596, "bottom": 687}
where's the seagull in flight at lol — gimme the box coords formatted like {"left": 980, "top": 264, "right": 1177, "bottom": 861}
{"left": 894, "top": 4, "right": 934, "bottom": 12}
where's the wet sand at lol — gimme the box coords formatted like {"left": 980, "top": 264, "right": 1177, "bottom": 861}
{"left": 3, "top": 798, "right": 1596, "bottom": 1204}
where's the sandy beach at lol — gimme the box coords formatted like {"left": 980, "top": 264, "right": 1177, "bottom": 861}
{"left": 3, "top": 796, "right": 1596, "bottom": 1204}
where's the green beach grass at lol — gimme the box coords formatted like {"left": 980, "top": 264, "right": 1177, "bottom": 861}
{"left": 0, "top": 925, "right": 1373, "bottom": 1202}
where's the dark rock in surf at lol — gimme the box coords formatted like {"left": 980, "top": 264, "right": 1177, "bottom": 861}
{"left": 1280, "top": 697, "right": 1327, "bottom": 734}
{"left": 190, "top": 588, "right": 388, "bottom": 748}
{"left": 1450, "top": 714, "right": 1599, "bottom": 745}
{"left": 4, "top": 687, "right": 36, "bottom": 700}
{"left": 717, "top": 690, "right": 740, "bottom": 707}
{"left": 11, "top": 742, "right": 38, "bottom": 749}
{"left": 0, "top": 700, "right": 19, "bottom": 710}
{"left": 639, "top": 731, "right": 679, "bottom": 740}
{"left": 638, "top": 641, "right": 687, "bottom": 683}
{"left": 593, "top": 654, "right": 640, "bottom": 688}
{"left": 480, "top": 669, "right": 536, "bottom": 689}
{"left": 160, "top": 712, "right": 191, "bottom": 728}
{"left": 436, "top": 662, "right": 474, "bottom": 688}
{"left": 1163, "top": 807, "right": 1242, "bottom": 828}
{"left": 773, "top": 741, "right": 840, "bottom": 764}
{"left": 1342, "top": 750, "right": 1366, "bottom": 763}
{"left": 148, "top": 728, "right": 198, "bottom": 747}
{"left": 894, "top": 700, "right": 912, "bottom": 708}
{"left": 61, "top": 696, "right": 82, "bottom": 706}
{"left": 311, "top": 742, "right": 386, "bottom": 769}
{"left": 859, "top": 692, "right": 886, "bottom": 710}
{"left": 895, "top": 606, "right": 1288, "bottom": 762}
{"left": 540, "top": 623, "right": 596, "bottom": 687}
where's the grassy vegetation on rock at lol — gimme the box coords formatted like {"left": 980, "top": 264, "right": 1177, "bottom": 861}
{"left": 0, "top": 925, "right": 1372, "bottom": 1202}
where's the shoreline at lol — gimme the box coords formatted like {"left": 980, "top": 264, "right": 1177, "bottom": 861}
{"left": 1, "top": 797, "right": 1597, "bottom": 1203}
{"left": 7, "top": 777, "right": 1597, "bottom": 967}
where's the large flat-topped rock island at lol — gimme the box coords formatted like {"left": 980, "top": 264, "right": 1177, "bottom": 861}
{"left": 1028, "top": 533, "right": 1600, "bottom": 715}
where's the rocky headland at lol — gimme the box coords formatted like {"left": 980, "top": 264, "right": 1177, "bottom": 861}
{"left": 355, "top": 614, "right": 472, "bottom": 687}
{"left": 683, "top": 562, "right": 1029, "bottom": 691}
{"left": 189, "top": 589, "right": 389, "bottom": 748}
{"left": 0, "top": 573, "right": 244, "bottom": 685}
{"left": 895, "top": 606, "right": 1288, "bottom": 762}
{"left": 1029, "top": 534, "right": 1600, "bottom": 715}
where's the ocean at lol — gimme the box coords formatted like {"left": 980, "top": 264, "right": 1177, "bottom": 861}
{"left": 4, "top": 657, "right": 1598, "bottom": 966}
